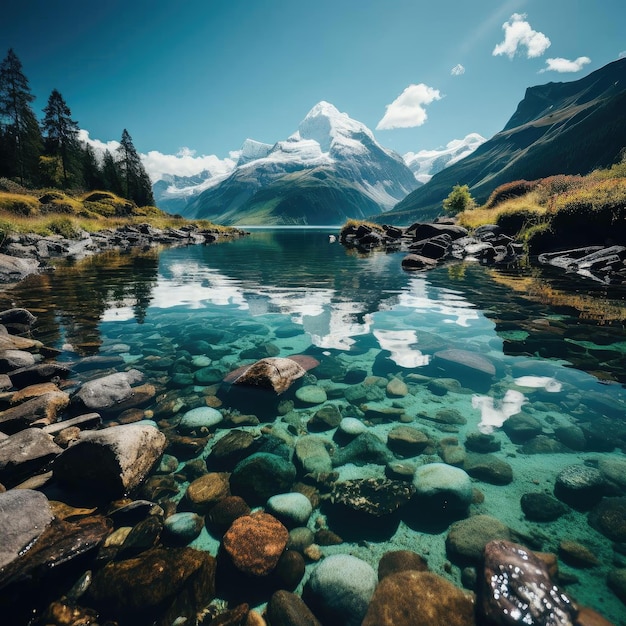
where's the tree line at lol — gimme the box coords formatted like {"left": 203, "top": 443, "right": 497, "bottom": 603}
{"left": 0, "top": 49, "right": 154, "bottom": 206}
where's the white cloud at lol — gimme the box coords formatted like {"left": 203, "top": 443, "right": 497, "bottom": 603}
{"left": 142, "top": 149, "right": 236, "bottom": 182}
{"left": 493, "top": 13, "right": 551, "bottom": 59}
{"left": 619, "top": 51, "right": 626, "bottom": 59}
{"left": 376, "top": 84, "right": 442, "bottom": 130}
{"left": 451, "top": 64, "right": 465, "bottom": 76}
{"left": 78, "top": 129, "right": 235, "bottom": 182}
{"left": 540, "top": 56, "right": 591, "bottom": 73}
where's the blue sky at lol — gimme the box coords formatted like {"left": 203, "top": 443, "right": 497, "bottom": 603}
{"left": 2, "top": 0, "right": 624, "bottom": 178}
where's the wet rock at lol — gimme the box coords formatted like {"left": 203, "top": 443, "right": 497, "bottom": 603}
{"left": 224, "top": 356, "right": 317, "bottom": 394}
{"left": 607, "top": 568, "right": 626, "bottom": 605}
{"left": 330, "top": 478, "right": 415, "bottom": 517}
{"left": 377, "top": 549, "right": 428, "bottom": 580}
{"left": 207, "top": 430, "right": 257, "bottom": 471}
{"left": 0, "top": 391, "right": 70, "bottom": 434}
{"left": 520, "top": 435, "right": 569, "bottom": 454}
{"left": 294, "top": 435, "right": 333, "bottom": 476}
{"left": 222, "top": 512, "right": 288, "bottom": 577}
{"left": 0, "top": 489, "right": 54, "bottom": 571}
{"left": 362, "top": 570, "right": 475, "bottom": 626}
{"left": 70, "top": 369, "right": 143, "bottom": 412}
{"left": 554, "top": 425, "right": 587, "bottom": 451}
{"left": 463, "top": 452, "right": 513, "bottom": 485}
{"left": 387, "top": 425, "right": 430, "bottom": 457}
{"left": 230, "top": 452, "right": 297, "bottom": 506}
{"left": 502, "top": 413, "right": 543, "bottom": 443}
{"left": 206, "top": 495, "right": 251, "bottom": 533}
{"left": 164, "top": 430, "right": 209, "bottom": 459}
{"left": 413, "top": 462, "right": 473, "bottom": 513}
{"left": 439, "top": 439, "right": 466, "bottom": 466}
{"left": 287, "top": 526, "right": 315, "bottom": 553}
{"left": 308, "top": 403, "right": 341, "bottom": 430}
{"left": 88, "top": 547, "right": 216, "bottom": 626}
{"left": 267, "top": 589, "right": 322, "bottom": 626}
{"left": 177, "top": 406, "right": 223, "bottom": 434}
{"left": 427, "top": 377, "right": 463, "bottom": 396}
{"left": 8, "top": 362, "right": 71, "bottom": 389}
{"left": 401, "top": 253, "right": 438, "bottom": 270}
{"left": 0, "top": 349, "right": 36, "bottom": 373}
{"left": 331, "top": 432, "right": 393, "bottom": 467}
{"left": 386, "top": 377, "right": 408, "bottom": 397}
{"left": 0, "top": 428, "right": 63, "bottom": 487}
{"left": 266, "top": 492, "right": 313, "bottom": 527}
{"left": 446, "top": 515, "right": 512, "bottom": 565}
{"left": 588, "top": 497, "right": 626, "bottom": 542}
{"left": 295, "top": 385, "right": 327, "bottom": 406}
{"left": 554, "top": 464, "right": 605, "bottom": 510}
{"left": 54, "top": 423, "right": 166, "bottom": 498}
{"left": 0, "top": 254, "right": 41, "bottom": 283}
{"left": 520, "top": 493, "right": 568, "bottom": 522}
{"left": 302, "top": 554, "right": 377, "bottom": 626}
{"left": 432, "top": 349, "right": 496, "bottom": 382}
{"left": 274, "top": 549, "right": 306, "bottom": 590}
{"left": 163, "top": 512, "right": 204, "bottom": 545}
{"left": 185, "top": 472, "right": 230, "bottom": 512}
{"left": 465, "top": 432, "right": 501, "bottom": 453}
{"left": 558, "top": 540, "right": 599, "bottom": 568}
{"left": 1, "top": 514, "right": 112, "bottom": 588}
{"left": 116, "top": 514, "right": 163, "bottom": 559}
{"left": 479, "top": 539, "right": 577, "bottom": 626}
{"left": 598, "top": 458, "right": 626, "bottom": 492}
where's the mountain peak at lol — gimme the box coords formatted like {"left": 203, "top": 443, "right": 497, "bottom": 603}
{"left": 298, "top": 101, "right": 374, "bottom": 152}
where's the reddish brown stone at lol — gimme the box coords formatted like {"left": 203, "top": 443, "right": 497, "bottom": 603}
{"left": 222, "top": 512, "right": 288, "bottom": 576}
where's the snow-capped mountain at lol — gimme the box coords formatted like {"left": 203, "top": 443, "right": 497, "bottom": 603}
{"left": 403, "top": 133, "right": 486, "bottom": 184}
{"left": 173, "top": 102, "right": 421, "bottom": 225}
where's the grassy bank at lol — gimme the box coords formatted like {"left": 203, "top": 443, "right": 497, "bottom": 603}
{"left": 0, "top": 179, "right": 233, "bottom": 242}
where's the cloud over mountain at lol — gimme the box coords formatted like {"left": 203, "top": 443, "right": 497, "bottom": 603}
{"left": 540, "top": 56, "right": 591, "bottom": 73}
{"left": 376, "top": 84, "right": 442, "bottom": 130}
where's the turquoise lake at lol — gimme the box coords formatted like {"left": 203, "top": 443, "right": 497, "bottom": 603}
{"left": 2, "top": 227, "right": 626, "bottom": 623}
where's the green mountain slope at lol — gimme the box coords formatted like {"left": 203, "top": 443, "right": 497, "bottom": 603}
{"left": 383, "top": 58, "right": 626, "bottom": 224}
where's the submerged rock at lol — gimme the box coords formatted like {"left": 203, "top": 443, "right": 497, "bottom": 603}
{"left": 53, "top": 423, "right": 166, "bottom": 497}
{"left": 363, "top": 570, "right": 475, "bottom": 626}
{"left": 479, "top": 540, "right": 578, "bottom": 626}
{"left": 224, "top": 355, "right": 318, "bottom": 394}
{"left": 303, "top": 554, "right": 377, "bottom": 626}
{"left": 330, "top": 478, "right": 415, "bottom": 517}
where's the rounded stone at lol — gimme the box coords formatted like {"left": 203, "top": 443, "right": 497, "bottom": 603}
{"left": 206, "top": 495, "right": 251, "bottom": 533}
{"left": 446, "top": 515, "right": 511, "bottom": 565}
{"left": 387, "top": 426, "right": 429, "bottom": 457}
{"left": 266, "top": 492, "right": 313, "bottom": 527}
{"left": 338, "top": 417, "right": 367, "bottom": 437}
{"left": 185, "top": 472, "right": 230, "bottom": 512}
{"left": 287, "top": 527, "right": 315, "bottom": 553}
{"left": 386, "top": 378, "right": 408, "bottom": 397}
{"left": 362, "top": 570, "right": 475, "bottom": 626}
{"left": 178, "top": 406, "right": 223, "bottom": 434}
{"left": 520, "top": 492, "right": 568, "bottom": 522}
{"left": 222, "top": 512, "right": 289, "bottom": 577}
{"left": 163, "top": 512, "right": 204, "bottom": 544}
{"left": 295, "top": 385, "right": 327, "bottom": 406}
{"left": 267, "top": 590, "right": 322, "bottom": 626}
{"left": 588, "top": 497, "right": 626, "bottom": 542}
{"left": 303, "top": 554, "right": 377, "bottom": 626}
{"left": 413, "top": 462, "right": 473, "bottom": 511}
{"left": 378, "top": 550, "right": 428, "bottom": 580}
{"left": 554, "top": 464, "right": 605, "bottom": 510}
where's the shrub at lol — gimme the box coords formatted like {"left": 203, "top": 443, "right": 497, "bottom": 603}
{"left": 443, "top": 184, "right": 475, "bottom": 215}
{"left": 496, "top": 208, "right": 545, "bottom": 236}
{"left": 484, "top": 180, "right": 539, "bottom": 209}
{"left": 46, "top": 217, "right": 81, "bottom": 239}
{"left": 0, "top": 192, "right": 39, "bottom": 216}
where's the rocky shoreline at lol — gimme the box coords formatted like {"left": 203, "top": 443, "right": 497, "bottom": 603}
{"left": 0, "top": 222, "right": 246, "bottom": 285}
{"left": 0, "top": 225, "right": 624, "bottom": 625}
{"left": 340, "top": 220, "right": 626, "bottom": 285}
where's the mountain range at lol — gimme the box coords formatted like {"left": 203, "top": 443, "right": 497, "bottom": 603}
{"left": 153, "top": 58, "right": 626, "bottom": 226}
{"left": 154, "top": 101, "right": 423, "bottom": 225}
{"left": 386, "top": 57, "right": 626, "bottom": 224}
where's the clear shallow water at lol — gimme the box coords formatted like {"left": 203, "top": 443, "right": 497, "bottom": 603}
{"left": 3, "top": 228, "right": 626, "bottom": 622}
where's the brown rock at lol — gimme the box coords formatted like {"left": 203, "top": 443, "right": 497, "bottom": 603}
{"left": 207, "top": 496, "right": 251, "bottom": 532}
{"left": 88, "top": 547, "right": 216, "bottom": 625}
{"left": 274, "top": 549, "right": 306, "bottom": 590}
{"left": 224, "top": 357, "right": 309, "bottom": 394}
{"left": 222, "top": 512, "right": 289, "bottom": 577}
{"left": 210, "top": 603, "right": 249, "bottom": 625}
{"left": 0, "top": 391, "right": 70, "bottom": 434}
{"left": 386, "top": 377, "right": 408, "bottom": 397}
{"left": 576, "top": 605, "right": 616, "bottom": 626}
{"left": 9, "top": 382, "right": 60, "bottom": 403}
{"left": 446, "top": 515, "right": 511, "bottom": 565}
{"left": 588, "top": 497, "right": 626, "bottom": 542}
{"left": 267, "top": 590, "right": 322, "bottom": 626}
{"left": 378, "top": 549, "right": 428, "bottom": 580}
{"left": 387, "top": 425, "right": 430, "bottom": 456}
{"left": 362, "top": 570, "right": 475, "bottom": 626}
{"left": 185, "top": 472, "right": 230, "bottom": 512}
{"left": 558, "top": 540, "right": 600, "bottom": 568}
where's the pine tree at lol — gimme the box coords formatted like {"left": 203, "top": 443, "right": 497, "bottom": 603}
{"left": 102, "top": 149, "right": 123, "bottom": 196}
{"left": 81, "top": 143, "right": 103, "bottom": 190}
{"left": 42, "top": 89, "right": 80, "bottom": 187}
{"left": 116, "top": 128, "right": 154, "bottom": 206}
{"left": 0, "top": 49, "right": 43, "bottom": 185}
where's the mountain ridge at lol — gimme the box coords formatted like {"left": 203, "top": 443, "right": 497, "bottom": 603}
{"left": 385, "top": 58, "right": 626, "bottom": 224}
